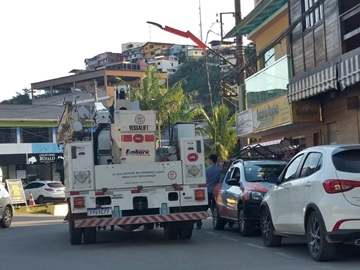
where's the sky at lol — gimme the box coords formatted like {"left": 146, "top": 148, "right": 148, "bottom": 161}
{"left": 0, "top": 0, "right": 254, "bottom": 102}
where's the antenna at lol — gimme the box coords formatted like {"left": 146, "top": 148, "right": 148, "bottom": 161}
{"left": 199, "top": 0, "right": 203, "bottom": 41}
{"left": 149, "top": 25, "right": 152, "bottom": 41}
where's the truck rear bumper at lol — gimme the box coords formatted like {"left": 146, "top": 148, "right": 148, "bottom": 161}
{"left": 74, "top": 211, "right": 208, "bottom": 228}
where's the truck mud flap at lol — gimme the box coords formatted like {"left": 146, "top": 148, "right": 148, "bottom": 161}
{"left": 74, "top": 211, "right": 207, "bottom": 228}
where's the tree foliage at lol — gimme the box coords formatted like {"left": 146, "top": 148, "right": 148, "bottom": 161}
{"left": 117, "top": 65, "right": 198, "bottom": 128}
{"left": 195, "top": 103, "right": 237, "bottom": 161}
{"left": 168, "top": 57, "right": 221, "bottom": 107}
{"left": 1, "top": 88, "right": 32, "bottom": 104}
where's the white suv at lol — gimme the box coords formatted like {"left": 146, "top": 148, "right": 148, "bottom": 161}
{"left": 260, "top": 144, "right": 360, "bottom": 262}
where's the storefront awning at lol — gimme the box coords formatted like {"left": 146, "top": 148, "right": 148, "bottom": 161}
{"left": 224, "top": 0, "right": 287, "bottom": 38}
{"left": 287, "top": 65, "right": 338, "bottom": 103}
{"left": 338, "top": 51, "right": 360, "bottom": 90}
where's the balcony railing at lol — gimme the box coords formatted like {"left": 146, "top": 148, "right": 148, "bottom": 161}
{"left": 245, "top": 55, "right": 291, "bottom": 108}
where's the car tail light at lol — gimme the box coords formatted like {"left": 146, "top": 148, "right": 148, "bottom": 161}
{"left": 194, "top": 189, "right": 205, "bottom": 201}
{"left": 73, "top": 196, "right": 85, "bottom": 208}
{"left": 323, "top": 179, "right": 360, "bottom": 193}
{"left": 45, "top": 188, "right": 55, "bottom": 192}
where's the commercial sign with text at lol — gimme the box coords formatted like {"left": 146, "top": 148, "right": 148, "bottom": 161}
{"left": 291, "top": 100, "right": 321, "bottom": 123}
{"left": 236, "top": 109, "right": 253, "bottom": 136}
{"left": 252, "top": 95, "right": 292, "bottom": 132}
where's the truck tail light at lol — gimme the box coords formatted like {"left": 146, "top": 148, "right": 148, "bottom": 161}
{"left": 194, "top": 189, "right": 205, "bottom": 201}
{"left": 323, "top": 179, "right": 360, "bottom": 193}
{"left": 73, "top": 196, "right": 85, "bottom": 208}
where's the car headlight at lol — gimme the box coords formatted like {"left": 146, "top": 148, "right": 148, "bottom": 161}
{"left": 249, "top": 191, "right": 264, "bottom": 201}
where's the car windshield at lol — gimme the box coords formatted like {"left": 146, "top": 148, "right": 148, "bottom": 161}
{"left": 244, "top": 163, "right": 286, "bottom": 183}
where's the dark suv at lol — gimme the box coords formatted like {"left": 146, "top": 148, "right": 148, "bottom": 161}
{"left": 212, "top": 159, "right": 288, "bottom": 236}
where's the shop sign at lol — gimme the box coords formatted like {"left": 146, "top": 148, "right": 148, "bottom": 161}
{"left": 292, "top": 100, "right": 321, "bottom": 123}
{"left": 27, "top": 153, "right": 63, "bottom": 164}
{"left": 252, "top": 95, "right": 292, "bottom": 132}
{"left": 236, "top": 109, "right": 253, "bottom": 136}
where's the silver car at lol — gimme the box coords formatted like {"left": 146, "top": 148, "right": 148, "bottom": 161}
{"left": 0, "top": 183, "right": 13, "bottom": 228}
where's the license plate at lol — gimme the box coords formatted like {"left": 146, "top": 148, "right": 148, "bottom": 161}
{"left": 87, "top": 207, "right": 112, "bottom": 216}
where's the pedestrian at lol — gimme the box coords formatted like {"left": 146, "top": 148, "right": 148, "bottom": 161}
{"left": 196, "top": 154, "right": 222, "bottom": 229}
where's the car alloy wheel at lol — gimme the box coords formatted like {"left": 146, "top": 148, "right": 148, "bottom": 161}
{"left": 262, "top": 210, "right": 271, "bottom": 242}
{"left": 4, "top": 207, "right": 11, "bottom": 226}
{"left": 308, "top": 215, "right": 321, "bottom": 257}
{"left": 238, "top": 208, "right": 245, "bottom": 233}
{"left": 306, "top": 211, "right": 336, "bottom": 261}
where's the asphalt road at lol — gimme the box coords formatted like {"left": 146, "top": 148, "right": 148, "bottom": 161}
{"left": 1, "top": 214, "right": 359, "bottom": 270}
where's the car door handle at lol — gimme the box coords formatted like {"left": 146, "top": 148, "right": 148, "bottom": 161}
{"left": 305, "top": 182, "right": 312, "bottom": 188}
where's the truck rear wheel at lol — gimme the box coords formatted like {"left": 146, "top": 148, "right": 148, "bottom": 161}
{"left": 69, "top": 219, "right": 82, "bottom": 245}
{"left": 178, "top": 227, "right": 193, "bottom": 239}
{"left": 84, "top": 227, "right": 97, "bottom": 244}
{"left": 144, "top": 223, "right": 155, "bottom": 230}
{"left": 164, "top": 225, "right": 178, "bottom": 240}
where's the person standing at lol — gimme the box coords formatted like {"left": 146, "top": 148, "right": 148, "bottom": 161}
{"left": 196, "top": 154, "right": 222, "bottom": 229}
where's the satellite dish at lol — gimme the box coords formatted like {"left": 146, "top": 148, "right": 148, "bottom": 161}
{"left": 72, "top": 121, "right": 83, "bottom": 132}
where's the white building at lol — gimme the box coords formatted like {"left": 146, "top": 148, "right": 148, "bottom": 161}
{"left": 147, "top": 56, "right": 180, "bottom": 75}
{"left": 187, "top": 48, "right": 205, "bottom": 59}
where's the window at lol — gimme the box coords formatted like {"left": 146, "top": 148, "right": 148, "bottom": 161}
{"left": 299, "top": 152, "right": 322, "bottom": 178}
{"left": 332, "top": 149, "right": 360, "bottom": 173}
{"left": 223, "top": 167, "right": 234, "bottom": 183}
{"left": 20, "top": 127, "right": 52, "bottom": 143}
{"left": 283, "top": 154, "right": 304, "bottom": 182}
{"left": 232, "top": 167, "right": 240, "bottom": 181}
{"left": 244, "top": 162, "right": 286, "bottom": 183}
{"left": 264, "top": 48, "right": 275, "bottom": 67}
{"left": 303, "top": 0, "right": 323, "bottom": 29}
{"left": 0, "top": 127, "right": 17, "bottom": 144}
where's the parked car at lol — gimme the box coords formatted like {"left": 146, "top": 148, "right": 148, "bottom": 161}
{"left": 260, "top": 144, "right": 360, "bottom": 262}
{"left": 24, "top": 180, "right": 65, "bottom": 204}
{"left": 212, "top": 159, "right": 288, "bottom": 236}
{"left": 0, "top": 182, "right": 13, "bottom": 228}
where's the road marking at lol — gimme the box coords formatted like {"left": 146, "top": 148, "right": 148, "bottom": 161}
{"left": 245, "top": 243, "right": 265, "bottom": 249}
{"left": 206, "top": 231, "right": 219, "bottom": 236}
{"left": 222, "top": 236, "right": 238, "bottom": 242}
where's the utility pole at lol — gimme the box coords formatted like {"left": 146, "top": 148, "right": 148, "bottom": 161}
{"left": 234, "top": 0, "right": 246, "bottom": 112}
{"left": 93, "top": 79, "right": 98, "bottom": 102}
{"left": 199, "top": 0, "right": 203, "bottom": 41}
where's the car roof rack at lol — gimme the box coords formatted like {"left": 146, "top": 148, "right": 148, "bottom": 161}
{"left": 220, "top": 137, "right": 299, "bottom": 172}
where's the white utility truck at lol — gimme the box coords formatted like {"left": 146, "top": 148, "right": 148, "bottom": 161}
{"left": 56, "top": 86, "right": 208, "bottom": 245}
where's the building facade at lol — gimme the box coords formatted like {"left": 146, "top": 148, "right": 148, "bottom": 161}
{"left": 84, "top": 52, "right": 124, "bottom": 71}
{"left": 147, "top": 56, "right": 180, "bottom": 75}
{"left": 0, "top": 92, "right": 103, "bottom": 184}
{"left": 142, "top": 42, "right": 174, "bottom": 59}
{"left": 229, "top": 0, "right": 360, "bottom": 156}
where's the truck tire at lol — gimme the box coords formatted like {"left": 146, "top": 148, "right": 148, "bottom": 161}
{"left": 164, "top": 225, "right": 178, "bottom": 240}
{"left": 84, "top": 227, "right": 97, "bottom": 244}
{"left": 69, "top": 217, "right": 82, "bottom": 245}
{"left": 144, "top": 223, "right": 155, "bottom": 230}
{"left": 178, "top": 227, "right": 193, "bottom": 239}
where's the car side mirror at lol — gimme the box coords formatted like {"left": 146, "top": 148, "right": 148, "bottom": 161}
{"left": 227, "top": 178, "right": 239, "bottom": 186}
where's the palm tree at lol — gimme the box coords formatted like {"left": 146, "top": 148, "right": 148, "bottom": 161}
{"left": 195, "top": 103, "right": 237, "bottom": 161}
{"left": 116, "top": 65, "right": 198, "bottom": 128}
